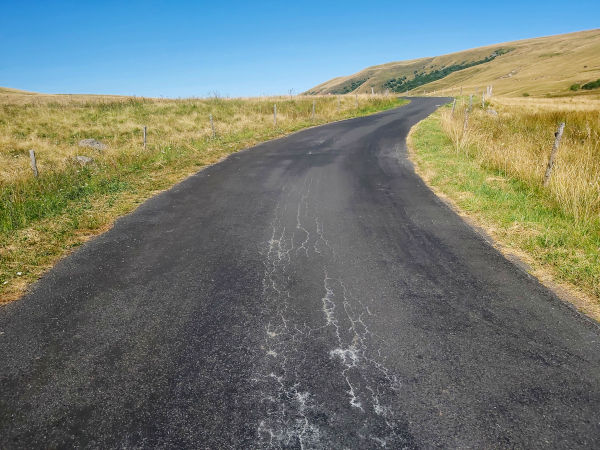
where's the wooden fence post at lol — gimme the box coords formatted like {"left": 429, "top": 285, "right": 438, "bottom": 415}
{"left": 371, "top": 87, "right": 374, "bottom": 95}
{"left": 29, "top": 149, "right": 38, "bottom": 178}
{"left": 543, "top": 122, "right": 566, "bottom": 186}
{"left": 468, "top": 94, "right": 473, "bottom": 111}
{"left": 463, "top": 108, "right": 470, "bottom": 134}
{"left": 451, "top": 98, "right": 456, "bottom": 117}
{"left": 273, "top": 104, "right": 277, "bottom": 126}
{"left": 143, "top": 126, "right": 147, "bottom": 149}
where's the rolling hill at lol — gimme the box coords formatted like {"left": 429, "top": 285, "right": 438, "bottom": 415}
{"left": 0, "top": 87, "right": 37, "bottom": 95}
{"left": 305, "top": 29, "right": 600, "bottom": 97}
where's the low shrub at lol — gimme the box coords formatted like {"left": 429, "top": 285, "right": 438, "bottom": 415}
{"left": 582, "top": 79, "right": 600, "bottom": 90}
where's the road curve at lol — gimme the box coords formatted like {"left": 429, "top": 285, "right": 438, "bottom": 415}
{"left": 2, "top": 98, "right": 600, "bottom": 448}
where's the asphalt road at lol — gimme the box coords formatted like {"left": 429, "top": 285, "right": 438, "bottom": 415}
{"left": 2, "top": 98, "right": 600, "bottom": 448}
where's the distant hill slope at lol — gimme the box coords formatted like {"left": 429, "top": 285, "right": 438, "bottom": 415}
{"left": 0, "top": 88, "right": 133, "bottom": 104}
{"left": 305, "top": 29, "right": 600, "bottom": 97}
{"left": 0, "top": 87, "right": 37, "bottom": 95}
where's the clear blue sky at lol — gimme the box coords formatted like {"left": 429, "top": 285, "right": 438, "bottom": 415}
{"left": 1, "top": 0, "right": 598, "bottom": 97}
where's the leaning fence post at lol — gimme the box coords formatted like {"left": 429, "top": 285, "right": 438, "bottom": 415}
{"left": 143, "top": 126, "right": 147, "bottom": 149}
{"left": 29, "top": 149, "right": 38, "bottom": 178}
{"left": 451, "top": 98, "right": 456, "bottom": 117}
{"left": 273, "top": 104, "right": 277, "bottom": 126}
{"left": 543, "top": 122, "right": 566, "bottom": 186}
{"left": 463, "top": 108, "right": 470, "bottom": 134}
{"left": 209, "top": 114, "right": 215, "bottom": 138}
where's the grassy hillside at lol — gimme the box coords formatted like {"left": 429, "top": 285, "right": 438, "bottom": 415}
{"left": 0, "top": 91, "right": 405, "bottom": 302}
{"left": 306, "top": 29, "right": 600, "bottom": 98}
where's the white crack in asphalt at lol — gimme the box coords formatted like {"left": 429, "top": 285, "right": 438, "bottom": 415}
{"left": 254, "top": 176, "right": 407, "bottom": 448}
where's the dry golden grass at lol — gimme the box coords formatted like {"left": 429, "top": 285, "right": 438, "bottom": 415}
{"left": 442, "top": 97, "right": 600, "bottom": 223}
{"left": 0, "top": 91, "right": 403, "bottom": 302}
{"left": 0, "top": 93, "right": 389, "bottom": 183}
{"left": 490, "top": 96, "right": 600, "bottom": 111}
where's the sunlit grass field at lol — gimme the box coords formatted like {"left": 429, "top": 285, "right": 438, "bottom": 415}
{"left": 443, "top": 97, "right": 600, "bottom": 223}
{"left": 0, "top": 92, "right": 405, "bottom": 301}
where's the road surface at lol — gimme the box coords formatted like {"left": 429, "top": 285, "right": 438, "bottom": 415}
{"left": 2, "top": 98, "right": 600, "bottom": 448}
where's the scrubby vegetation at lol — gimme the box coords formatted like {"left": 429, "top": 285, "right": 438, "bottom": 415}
{"left": 582, "top": 79, "right": 600, "bottom": 90}
{"left": 330, "top": 78, "right": 368, "bottom": 94}
{"left": 383, "top": 49, "right": 511, "bottom": 93}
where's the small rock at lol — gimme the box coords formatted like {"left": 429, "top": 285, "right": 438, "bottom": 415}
{"left": 78, "top": 138, "right": 106, "bottom": 151}
{"left": 16, "top": 272, "right": 22, "bottom": 276}
{"left": 487, "top": 108, "right": 498, "bottom": 116}
{"left": 75, "top": 155, "right": 94, "bottom": 165}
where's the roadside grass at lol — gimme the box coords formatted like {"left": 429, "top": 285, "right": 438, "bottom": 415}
{"left": 443, "top": 98, "right": 600, "bottom": 224}
{"left": 1, "top": 94, "right": 406, "bottom": 302}
{"left": 408, "top": 105, "right": 600, "bottom": 315}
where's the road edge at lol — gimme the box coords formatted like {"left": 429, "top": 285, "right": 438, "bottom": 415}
{"left": 1, "top": 100, "right": 410, "bottom": 305}
{"left": 406, "top": 115, "right": 600, "bottom": 325}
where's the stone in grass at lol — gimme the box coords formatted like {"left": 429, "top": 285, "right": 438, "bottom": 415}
{"left": 75, "top": 155, "right": 94, "bottom": 165}
{"left": 78, "top": 138, "right": 107, "bottom": 151}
